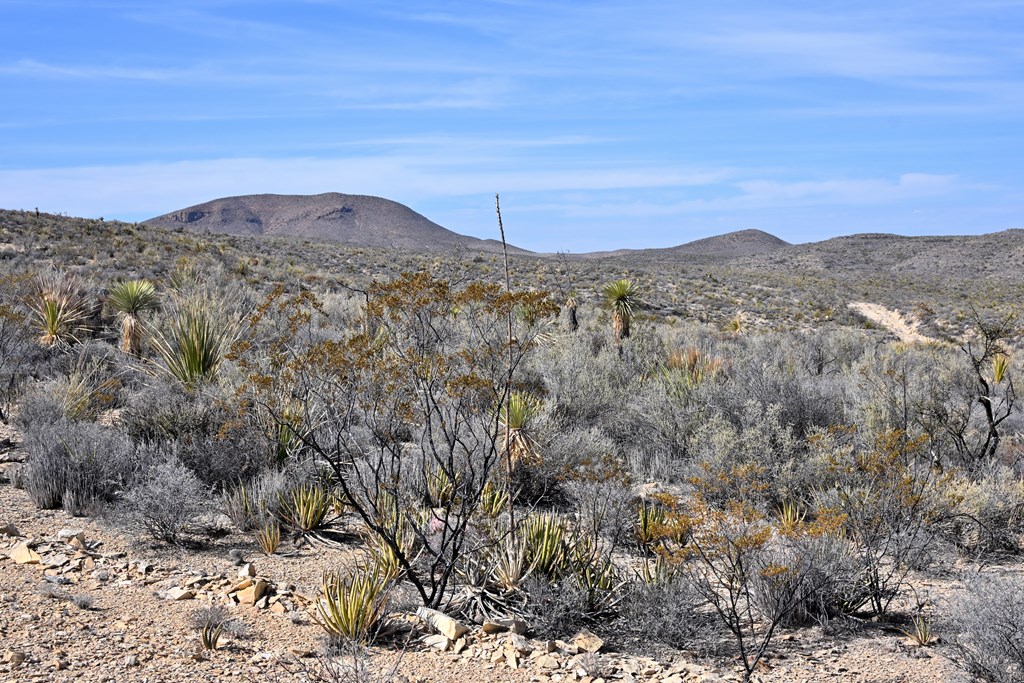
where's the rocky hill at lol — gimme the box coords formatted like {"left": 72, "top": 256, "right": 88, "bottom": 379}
{"left": 144, "top": 193, "right": 530, "bottom": 255}
{"left": 581, "top": 229, "right": 789, "bottom": 260}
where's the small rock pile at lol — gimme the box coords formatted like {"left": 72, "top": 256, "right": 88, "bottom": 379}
{"left": 413, "top": 607, "right": 741, "bottom": 683}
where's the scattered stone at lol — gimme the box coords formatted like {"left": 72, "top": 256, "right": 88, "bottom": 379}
{"left": 571, "top": 629, "right": 604, "bottom": 653}
{"left": 416, "top": 606, "right": 470, "bottom": 640}
{"left": 0, "top": 522, "right": 21, "bottom": 537}
{"left": 124, "top": 655, "right": 140, "bottom": 667}
{"left": 56, "top": 528, "right": 85, "bottom": 544}
{"left": 537, "top": 654, "right": 561, "bottom": 669}
{"left": 238, "top": 563, "right": 256, "bottom": 578}
{"left": 9, "top": 541, "right": 41, "bottom": 565}
{"left": 3, "top": 650, "right": 26, "bottom": 665}
{"left": 423, "top": 634, "right": 452, "bottom": 651}
{"left": 167, "top": 587, "right": 195, "bottom": 601}
{"left": 237, "top": 579, "right": 269, "bottom": 606}
{"left": 508, "top": 633, "right": 533, "bottom": 654}
{"left": 482, "top": 617, "right": 528, "bottom": 634}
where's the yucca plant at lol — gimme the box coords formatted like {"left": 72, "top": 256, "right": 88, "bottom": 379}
{"left": 314, "top": 562, "right": 393, "bottom": 643}
{"left": 256, "top": 519, "right": 281, "bottom": 555}
{"left": 277, "top": 483, "right": 331, "bottom": 535}
{"left": 29, "top": 270, "right": 91, "bottom": 347}
{"left": 108, "top": 279, "right": 159, "bottom": 355}
{"left": 150, "top": 299, "right": 238, "bottom": 387}
{"left": 500, "top": 393, "right": 541, "bottom": 468}
{"left": 602, "top": 279, "right": 638, "bottom": 348}
{"left": 200, "top": 620, "right": 224, "bottom": 651}
{"left": 992, "top": 353, "right": 1010, "bottom": 384}
{"left": 574, "top": 554, "right": 623, "bottom": 615}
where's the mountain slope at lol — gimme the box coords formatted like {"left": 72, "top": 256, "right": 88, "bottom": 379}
{"left": 144, "top": 193, "right": 529, "bottom": 254}
{"left": 581, "top": 229, "right": 790, "bottom": 260}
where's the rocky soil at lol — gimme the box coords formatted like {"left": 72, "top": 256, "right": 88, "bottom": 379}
{"left": 0, "top": 448, "right": 978, "bottom": 683}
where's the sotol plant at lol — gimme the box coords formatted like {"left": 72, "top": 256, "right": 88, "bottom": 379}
{"left": 29, "top": 270, "right": 91, "bottom": 347}
{"left": 150, "top": 299, "right": 238, "bottom": 386}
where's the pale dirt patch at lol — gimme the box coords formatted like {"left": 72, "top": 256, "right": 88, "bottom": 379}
{"left": 848, "top": 302, "right": 934, "bottom": 344}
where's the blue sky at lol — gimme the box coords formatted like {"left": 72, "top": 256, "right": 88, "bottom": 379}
{"left": 0, "top": 1, "right": 1022, "bottom": 252}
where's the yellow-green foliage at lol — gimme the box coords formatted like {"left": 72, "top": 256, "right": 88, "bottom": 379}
{"left": 314, "top": 562, "right": 393, "bottom": 642}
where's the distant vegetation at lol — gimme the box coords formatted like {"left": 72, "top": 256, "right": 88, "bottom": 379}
{"left": 2, "top": 207, "right": 1024, "bottom": 680}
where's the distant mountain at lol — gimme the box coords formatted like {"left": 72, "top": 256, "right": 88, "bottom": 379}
{"left": 736, "top": 229, "right": 1024, "bottom": 283}
{"left": 144, "top": 193, "right": 530, "bottom": 255}
{"left": 581, "top": 229, "right": 790, "bottom": 259}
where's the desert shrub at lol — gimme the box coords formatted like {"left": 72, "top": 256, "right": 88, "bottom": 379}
{"left": 710, "top": 332, "right": 846, "bottom": 438}
{"left": 0, "top": 280, "right": 37, "bottom": 421}
{"left": 19, "top": 417, "right": 142, "bottom": 514}
{"left": 749, "top": 530, "right": 860, "bottom": 626}
{"left": 564, "top": 465, "right": 634, "bottom": 550}
{"left": 223, "top": 468, "right": 290, "bottom": 531}
{"left": 945, "top": 463, "right": 1024, "bottom": 556}
{"left": 118, "top": 457, "right": 213, "bottom": 544}
{"left": 618, "top": 563, "right": 712, "bottom": 649}
{"left": 522, "top": 575, "right": 591, "bottom": 638}
{"left": 689, "top": 402, "right": 811, "bottom": 509}
{"left": 812, "top": 431, "right": 950, "bottom": 616}
{"left": 122, "top": 381, "right": 270, "bottom": 486}
{"left": 947, "top": 572, "right": 1024, "bottom": 682}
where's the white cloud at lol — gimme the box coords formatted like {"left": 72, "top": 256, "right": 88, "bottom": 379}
{"left": 0, "top": 156, "right": 731, "bottom": 218}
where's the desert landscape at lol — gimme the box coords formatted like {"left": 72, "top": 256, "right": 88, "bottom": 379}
{"left": 0, "top": 199, "right": 1022, "bottom": 683}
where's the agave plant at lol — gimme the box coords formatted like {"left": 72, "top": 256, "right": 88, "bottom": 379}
{"left": 522, "top": 513, "right": 571, "bottom": 579}
{"left": 500, "top": 393, "right": 542, "bottom": 468}
{"left": 602, "top": 279, "right": 638, "bottom": 347}
{"left": 314, "top": 562, "right": 393, "bottom": 643}
{"left": 29, "top": 269, "right": 91, "bottom": 347}
{"left": 108, "top": 279, "right": 159, "bottom": 355}
{"left": 635, "top": 499, "right": 669, "bottom": 548}
{"left": 277, "top": 483, "right": 331, "bottom": 536}
{"left": 150, "top": 299, "right": 238, "bottom": 386}
{"left": 479, "top": 480, "right": 510, "bottom": 519}
{"left": 256, "top": 520, "right": 281, "bottom": 555}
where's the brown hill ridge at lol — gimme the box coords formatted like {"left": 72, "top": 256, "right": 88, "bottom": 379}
{"left": 582, "top": 229, "right": 790, "bottom": 259}
{"left": 144, "top": 193, "right": 530, "bottom": 255}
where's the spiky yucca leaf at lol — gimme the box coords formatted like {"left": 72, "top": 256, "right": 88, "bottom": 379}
{"left": 108, "top": 279, "right": 159, "bottom": 355}
{"left": 150, "top": 300, "right": 238, "bottom": 386}
{"left": 993, "top": 353, "right": 1011, "bottom": 384}
{"left": 522, "top": 513, "right": 571, "bottom": 579}
{"left": 277, "top": 483, "right": 331, "bottom": 534}
{"left": 30, "top": 270, "right": 91, "bottom": 347}
{"left": 480, "top": 480, "right": 509, "bottom": 519}
{"left": 500, "top": 393, "right": 541, "bottom": 468}
{"left": 314, "top": 563, "right": 393, "bottom": 643}
{"left": 602, "top": 278, "right": 638, "bottom": 343}
{"left": 256, "top": 520, "right": 281, "bottom": 555}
